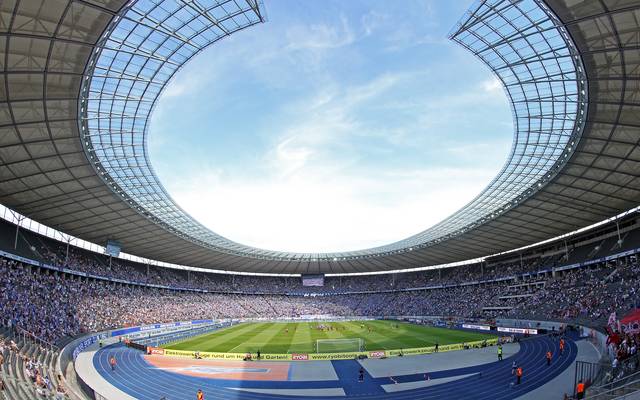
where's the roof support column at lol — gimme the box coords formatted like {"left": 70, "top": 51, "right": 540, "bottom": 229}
{"left": 63, "top": 235, "right": 75, "bottom": 266}
{"left": 13, "top": 215, "right": 25, "bottom": 250}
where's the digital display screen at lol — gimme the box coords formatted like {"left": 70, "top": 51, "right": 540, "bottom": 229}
{"left": 302, "top": 274, "right": 324, "bottom": 287}
{"left": 105, "top": 240, "right": 121, "bottom": 257}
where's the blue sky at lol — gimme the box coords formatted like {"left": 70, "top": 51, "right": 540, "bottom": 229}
{"left": 149, "top": 0, "right": 513, "bottom": 253}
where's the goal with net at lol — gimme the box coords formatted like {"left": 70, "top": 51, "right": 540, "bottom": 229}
{"left": 315, "top": 338, "right": 365, "bottom": 353}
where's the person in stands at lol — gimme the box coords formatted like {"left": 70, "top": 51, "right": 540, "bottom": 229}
{"left": 55, "top": 384, "right": 67, "bottom": 400}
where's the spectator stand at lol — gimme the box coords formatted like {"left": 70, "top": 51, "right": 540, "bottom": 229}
{"left": 0, "top": 321, "right": 64, "bottom": 399}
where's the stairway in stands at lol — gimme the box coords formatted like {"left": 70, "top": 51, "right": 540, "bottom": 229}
{"left": 482, "top": 280, "right": 546, "bottom": 317}
{"left": 0, "top": 327, "right": 62, "bottom": 400}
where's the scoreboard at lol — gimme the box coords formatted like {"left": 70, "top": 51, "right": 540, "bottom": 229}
{"left": 302, "top": 274, "right": 324, "bottom": 287}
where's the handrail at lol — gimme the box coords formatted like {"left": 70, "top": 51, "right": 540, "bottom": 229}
{"left": 0, "top": 320, "right": 78, "bottom": 399}
{"left": 587, "top": 354, "right": 640, "bottom": 395}
{"left": 15, "top": 325, "right": 59, "bottom": 351}
{"left": 586, "top": 376, "right": 640, "bottom": 399}
{"left": 0, "top": 319, "right": 58, "bottom": 351}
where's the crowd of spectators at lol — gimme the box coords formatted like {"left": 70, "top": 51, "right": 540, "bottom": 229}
{"left": 25, "top": 355, "right": 51, "bottom": 397}
{"left": 2, "top": 251, "right": 639, "bottom": 345}
{"left": 0, "top": 258, "right": 81, "bottom": 342}
{"left": 39, "top": 246, "right": 551, "bottom": 294}
{"left": 507, "top": 262, "right": 640, "bottom": 323}
{"left": 594, "top": 326, "right": 640, "bottom": 389}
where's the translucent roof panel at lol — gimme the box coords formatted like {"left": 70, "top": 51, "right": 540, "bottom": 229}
{"left": 1, "top": 0, "right": 639, "bottom": 273}
{"left": 79, "top": 0, "right": 587, "bottom": 262}
{"left": 80, "top": 0, "right": 267, "bottom": 256}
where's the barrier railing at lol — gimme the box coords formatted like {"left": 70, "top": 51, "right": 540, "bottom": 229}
{"left": 14, "top": 325, "right": 59, "bottom": 352}
{"left": 0, "top": 320, "right": 82, "bottom": 400}
{"left": 0, "top": 318, "right": 59, "bottom": 352}
{"left": 585, "top": 377, "right": 640, "bottom": 399}
{"left": 575, "top": 360, "right": 605, "bottom": 390}
{"left": 586, "top": 359, "right": 640, "bottom": 399}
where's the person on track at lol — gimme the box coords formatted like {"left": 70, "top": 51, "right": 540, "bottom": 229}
{"left": 197, "top": 389, "right": 204, "bottom": 400}
{"left": 512, "top": 361, "right": 517, "bottom": 375}
{"left": 560, "top": 338, "right": 565, "bottom": 355}
{"left": 516, "top": 366, "right": 523, "bottom": 384}
{"left": 497, "top": 345, "right": 503, "bottom": 361}
{"left": 358, "top": 367, "right": 364, "bottom": 382}
{"left": 546, "top": 350, "right": 552, "bottom": 366}
{"left": 109, "top": 355, "right": 116, "bottom": 371}
{"left": 576, "top": 379, "right": 585, "bottom": 399}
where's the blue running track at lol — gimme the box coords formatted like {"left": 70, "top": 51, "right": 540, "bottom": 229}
{"left": 94, "top": 335, "right": 577, "bottom": 400}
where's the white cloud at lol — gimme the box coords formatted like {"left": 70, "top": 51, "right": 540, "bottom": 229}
{"left": 482, "top": 77, "right": 503, "bottom": 95}
{"left": 361, "top": 10, "right": 390, "bottom": 36}
{"left": 161, "top": 79, "right": 193, "bottom": 98}
{"left": 285, "top": 15, "right": 355, "bottom": 51}
{"left": 160, "top": 72, "right": 509, "bottom": 253}
{"left": 171, "top": 165, "right": 495, "bottom": 253}
{"left": 150, "top": 3, "right": 514, "bottom": 255}
{"left": 264, "top": 72, "right": 407, "bottom": 179}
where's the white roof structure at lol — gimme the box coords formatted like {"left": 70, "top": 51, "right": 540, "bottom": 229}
{"left": 0, "top": 0, "right": 639, "bottom": 273}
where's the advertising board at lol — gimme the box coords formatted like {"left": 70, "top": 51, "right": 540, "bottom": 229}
{"left": 462, "top": 324, "right": 491, "bottom": 331}
{"left": 497, "top": 327, "right": 538, "bottom": 335}
{"left": 153, "top": 338, "right": 498, "bottom": 361}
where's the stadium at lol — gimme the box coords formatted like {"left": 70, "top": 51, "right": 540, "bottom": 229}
{"left": 0, "top": 0, "right": 639, "bottom": 399}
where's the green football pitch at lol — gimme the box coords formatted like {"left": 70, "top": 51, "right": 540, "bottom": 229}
{"left": 165, "top": 320, "right": 495, "bottom": 354}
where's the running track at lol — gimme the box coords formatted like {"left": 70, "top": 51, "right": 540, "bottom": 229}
{"left": 94, "top": 335, "right": 577, "bottom": 399}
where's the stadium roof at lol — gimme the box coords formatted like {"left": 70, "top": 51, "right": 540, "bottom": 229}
{"left": 0, "top": 0, "right": 639, "bottom": 274}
